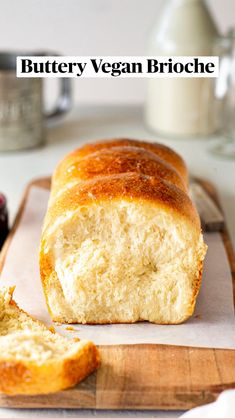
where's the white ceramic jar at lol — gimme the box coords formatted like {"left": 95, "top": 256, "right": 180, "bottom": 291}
{"left": 145, "top": 0, "right": 219, "bottom": 137}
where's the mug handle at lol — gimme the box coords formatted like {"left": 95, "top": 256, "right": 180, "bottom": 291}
{"left": 45, "top": 78, "right": 72, "bottom": 120}
{"left": 37, "top": 51, "right": 72, "bottom": 120}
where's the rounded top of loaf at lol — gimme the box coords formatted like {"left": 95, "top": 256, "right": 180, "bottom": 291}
{"left": 54, "top": 138, "right": 188, "bottom": 184}
{"left": 44, "top": 173, "right": 200, "bottom": 235}
{"left": 52, "top": 146, "right": 187, "bottom": 195}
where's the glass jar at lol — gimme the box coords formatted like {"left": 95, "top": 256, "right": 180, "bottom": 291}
{"left": 145, "top": 0, "right": 220, "bottom": 138}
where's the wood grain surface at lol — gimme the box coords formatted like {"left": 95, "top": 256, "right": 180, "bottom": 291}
{"left": 0, "top": 177, "right": 235, "bottom": 410}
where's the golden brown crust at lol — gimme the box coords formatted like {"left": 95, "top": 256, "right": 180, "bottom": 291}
{"left": 52, "top": 146, "right": 187, "bottom": 195}
{"left": 53, "top": 138, "right": 188, "bottom": 186}
{"left": 0, "top": 342, "right": 100, "bottom": 395}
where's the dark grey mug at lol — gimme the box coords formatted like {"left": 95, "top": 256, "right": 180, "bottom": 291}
{"left": 0, "top": 51, "right": 72, "bottom": 151}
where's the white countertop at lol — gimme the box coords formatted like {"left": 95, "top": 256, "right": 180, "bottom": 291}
{"left": 0, "top": 104, "right": 234, "bottom": 418}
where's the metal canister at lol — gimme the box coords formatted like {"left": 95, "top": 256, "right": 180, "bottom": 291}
{"left": 0, "top": 51, "right": 72, "bottom": 151}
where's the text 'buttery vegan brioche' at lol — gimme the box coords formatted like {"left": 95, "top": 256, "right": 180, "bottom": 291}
{"left": 40, "top": 139, "right": 207, "bottom": 324}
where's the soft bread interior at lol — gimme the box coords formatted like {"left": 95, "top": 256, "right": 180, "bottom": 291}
{"left": 0, "top": 288, "right": 90, "bottom": 363}
{"left": 0, "top": 332, "right": 88, "bottom": 363}
{"left": 44, "top": 199, "right": 206, "bottom": 324}
{"left": 0, "top": 288, "right": 45, "bottom": 335}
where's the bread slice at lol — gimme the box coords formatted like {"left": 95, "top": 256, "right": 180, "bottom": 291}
{"left": 0, "top": 287, "right": 100, "bottom": 395}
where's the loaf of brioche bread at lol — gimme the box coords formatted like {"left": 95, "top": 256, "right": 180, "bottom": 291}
{"left": 0, "top": 287, "right": 100, "bottom": 395}
{"left": 40, "top": 139, "right": 207, "bottom": 324}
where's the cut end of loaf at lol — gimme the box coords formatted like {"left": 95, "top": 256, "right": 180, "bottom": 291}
{"left": 41, "top": 196, "right": 207, "bottom": 325}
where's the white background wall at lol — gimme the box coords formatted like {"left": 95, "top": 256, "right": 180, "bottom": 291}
{"left": 0, "top": 0, "right": 234, "bottom": 105}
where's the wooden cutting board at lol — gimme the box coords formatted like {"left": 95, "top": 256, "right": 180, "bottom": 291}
{"left": 0, "top": 177, "right": 235, "bottom": 411}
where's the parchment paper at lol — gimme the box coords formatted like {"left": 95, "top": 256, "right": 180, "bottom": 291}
{"left": 1, "top": 186, "right": 235, "bottom": 349}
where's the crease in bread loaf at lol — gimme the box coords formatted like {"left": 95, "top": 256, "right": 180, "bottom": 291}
{"left": 54, "top": 138, "right": 188, "bottom": 184}
{"left": 51, "top": 146, "right": 188, "bottom": 199}
{"left": 40, "top": 138, "right": 207, "bottom": 325}
{"left": 0, "top": 287, "right": 100, "bottom": 395}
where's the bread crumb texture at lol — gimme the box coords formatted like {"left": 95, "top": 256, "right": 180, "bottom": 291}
{"left": 0, "top": 287, "right": 100, "bottom": 395}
